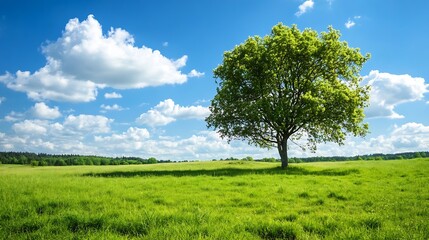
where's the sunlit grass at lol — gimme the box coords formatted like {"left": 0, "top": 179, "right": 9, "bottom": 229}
{"left": 1, "top": 159, "right": 428, "bottom": 239}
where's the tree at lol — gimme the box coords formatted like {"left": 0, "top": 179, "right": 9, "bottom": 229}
{"left": 206, "top": 24, "right": 370, "bottom": 168}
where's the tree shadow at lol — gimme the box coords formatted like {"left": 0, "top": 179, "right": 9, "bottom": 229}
{"left": 83, "top": 166, "right": 359, "bottom": 178}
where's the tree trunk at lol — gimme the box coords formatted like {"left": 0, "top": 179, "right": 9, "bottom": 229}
{"left": 277, "top": 138, "right": 288, "bottom": 169}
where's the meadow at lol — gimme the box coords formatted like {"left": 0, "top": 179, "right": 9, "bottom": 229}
{"left": 0, "top": 159, "right": 428, "bottom": 239}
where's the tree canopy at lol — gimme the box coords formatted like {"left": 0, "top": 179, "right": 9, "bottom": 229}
{"left": 206, "top": 23, "right": 370, "bottom": 168}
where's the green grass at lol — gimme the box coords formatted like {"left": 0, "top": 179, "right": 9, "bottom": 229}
{"left": 1, "top": 159, "right": 428, "bottom": 239}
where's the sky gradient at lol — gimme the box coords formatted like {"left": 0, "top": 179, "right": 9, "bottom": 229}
{"left": 0, "top": 0, "right": 428, "bottom": 160}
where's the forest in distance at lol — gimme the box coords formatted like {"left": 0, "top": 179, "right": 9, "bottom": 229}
{"left": 0, "top": 151, "right": 428, "bottom": 167}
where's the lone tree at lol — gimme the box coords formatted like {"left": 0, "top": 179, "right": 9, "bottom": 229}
{"left": 206, "top": 24, "right": 370, "bottom": 168}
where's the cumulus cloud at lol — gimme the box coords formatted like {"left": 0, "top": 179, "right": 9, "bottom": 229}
{"left": 296, "top": 0, "right": 314, "bottom": 16}
{"left": 364, "top": 70, "right": 428, "bottom": 119}
{"left": 0, "top": 15, "right": 197, "bottom": 102}
{"left": 63, "top": 114, "right": 112, "bottom": 134}
{"left": 187, "top": 69, "right": 205, "bottom": 78}
{"left": 104, "top": 92, "right": 122, "bottom": 99}
{"left": 96, "top": 127, "right": 150, "bottom": 142}
{"left": 100, "top": 104, "right": 125, "bottom": 111}
{"left": 1, "top": 70, "right": 98, "bottom": 102}
{"left": 390, "top": 123, "right": 429, "bottom": 149}
{"left": 354, "top": 122, "right": 429, "bottom": 153}
{"left": 31, "top": 102, "right": 62, "bottom": 119}
{"left": 345, "top": 20, "right": 355, "bottom": 29}
{"left": 4, "top": 111, "right": 25, "bottom": 122}
{"left": 94, "top": 130, "right": 270, "bottom": 160}
{"left": 12, "top": 120, "right": 48, "bottom": 135}
{"left": 3, "top": 119, "right": 429, "bottom": 160}
{"left": 345, "top": 16, "right": 361, "bottom": 29}
{"left": 136, "top": 99, "right": 210, "bottom": 127}
{"left": 94, "top": 127, "right": 150, "bottom": 151}
{"left": 1, "top": 114, "right": 114, "bottom": 154}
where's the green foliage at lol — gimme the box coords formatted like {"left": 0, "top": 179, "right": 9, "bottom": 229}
{"left": 147, "top": 157, "right": 158, "bottom": 164}
{"left": 0, "top": 152, "right": 169, "bottom": 166}
{"left": 0, "top": 159, "right": 428, "bottom": 239}
{"left": 207, "top": 23, "right": 370, "bottom": 167}
{"left": 30, "top": 161, "right": 39, "bottom": 167}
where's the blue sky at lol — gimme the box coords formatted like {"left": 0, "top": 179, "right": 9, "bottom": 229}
{"left": 0, "top": 0, "right": 428, "bottom": 160}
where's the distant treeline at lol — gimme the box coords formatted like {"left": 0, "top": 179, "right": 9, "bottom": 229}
{"left": 0, "top": 151, "right": 427, "bottom": 166}
{"left": 216, "top": 151, "right": 429, "bottom": 163}
{"left": 287, "top": 151, "right": 429, "bottom": 163}
{"left": 0, "top": 152, "right": 170, "bottom": 166}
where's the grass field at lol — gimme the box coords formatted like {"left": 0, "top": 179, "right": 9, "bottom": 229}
{"left": 0, "top": 159, "right": 428, "bottom": 239}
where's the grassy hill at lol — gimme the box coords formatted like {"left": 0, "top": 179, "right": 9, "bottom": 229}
{"left": 1, "top": 159, "right": 428, "bottom": 239}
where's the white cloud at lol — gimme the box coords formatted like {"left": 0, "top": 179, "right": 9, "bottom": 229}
{"left": 64, "top": 114, "right": 112, "bottom": 133}
{"left": 0, "top": 15, "right": 197, "bottom": 102}
{"left": 345, "top": 20, "right": 355, "bottom": 29}
{"left": 345, "top": 16, "right": 361, "bottom": 29}
{"left": 1, "top": 69, "right": 98, "bottom": 102}
{"left": 2, "top": 119, "right": 429, "bottom": 160}
{"left": 390, "top": 123, "right": 429, "bottom": 150}
{"left": 162, "top": 42, "right": 169, "bottom": 47}
{"left": 136, "top": 99, "right": 210, "bottom": 127}
{"left": 188, "top": 69, "right": 205, "bottom": 78}
{"left": 94, "top": 127, "right": 150, "bottom": 152}
{"left": 136, "top": 110, "right": 176, "bottom": 127}
{"left": 0, "top": 96, "right": 5, "bottom": 104}
{"left": 106, "top": 127, "right": 150, "bottom": 141}
{"left": 104, "top": 92, "right": 122, "bottom": 99}
{"left": 31, "top": 102, "right": 62, "bottom": 119}
{"left": 296, "top": 0, "right": 314, "bottom": 16}
{"left": 12, "top": 120, "right": 48, "bottom": 135}
{"left": 100, "top": 104, "right": 125, "bottom": 111}
{"left": 4, "top": 111, "right": 24, "bottom": 122}
{"left": 360, "top": 122, "right": 429, "bottom": 153}
{"left": 364, "top": 70, "right": 428, "bottom": 119}
{"left": 0, "top": 114, "right": 115, "bottom": 154}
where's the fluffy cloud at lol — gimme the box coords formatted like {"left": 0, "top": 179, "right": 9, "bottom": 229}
{"left": 12, "top": 120, "right": 48, "bottom": 135}
{"left": 100, "top": 104, "right": 125, "bottom": 111}
{"left": 390, "top": 123, "right": 429, "bottom": 149}
{"left": 94, "top": 130, "right": 271, "bottom": 160}
{"left": 345, "top": 16, "right": 361, "bottom": 29}
{"left": 94, "top": 127, "right": 150, "bottom": 152}
{"left": 137, "top": 110, "right": 176, "bottom": 127}
{"left": 2, "top": 119, "right": 429, "bottom": 160}
{"left": 187, "top": 69, "right": 205, "bottom": 78}
{"left": 0, "top": 97, "right": 5, "bottom": 104}
{"left": 296, "top": 0, "right": 314, "bottom": 16}
{"left": 64, "top": 114, "right": 112, "bottom": 134}
{"left": 0, "top": 15, "right": 200, "bottom": 102}
{"left": 96, "top": 127, "right": 150, "bottom": 142}
{"left": 104, "top": 92, "right": 122, "bottom": 99}
{"left": 345, "top": 20, "right": 355, "bottom": 29}
{"left": 136, "top": 99, "right": 210, "bottom": 127}
{"left": 1, "top": 70, "right": 98, "bottom": 102}
{"left": 2, "top": 114, "right": 113, "bottom": 154}
{"left": 4, "top": 111, "right": 24, "bottom": 122}
{"left": 364, "top": 70, "right": 428, "bottom": 119}
{"left": 355, "top": 122, "right": 429, "bottom": 153}
{"left": 31, "top": 102, "right": 62, "bottom": 119}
